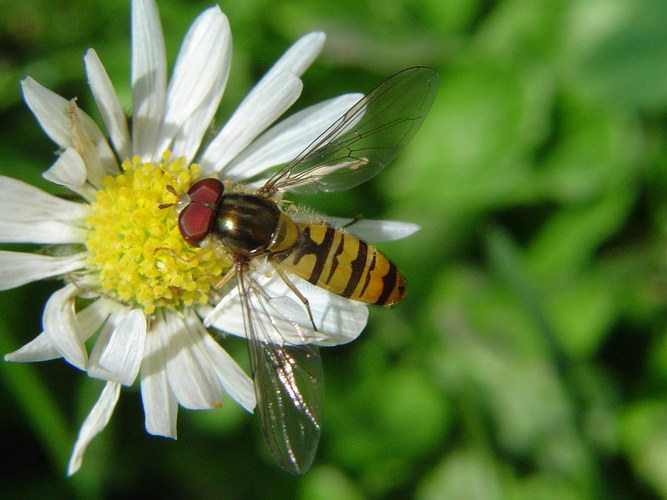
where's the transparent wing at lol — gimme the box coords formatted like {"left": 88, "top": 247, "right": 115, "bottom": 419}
{"left": 236, "top": 264, "right": 323, "bottom": 475}
{"left": 261, "top": 66, "right": 439, "bottom": 195}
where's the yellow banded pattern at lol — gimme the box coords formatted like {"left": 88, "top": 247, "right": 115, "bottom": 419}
{"left": 271, "top": 223, "right": 405, "bottom": 306}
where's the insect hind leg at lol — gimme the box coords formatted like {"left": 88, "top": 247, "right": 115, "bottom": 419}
{"left": 272, "top": 266, "right": 318, "bottom": 332}
{"left": 341, "top": 214, "right": 364, "bottom": 229}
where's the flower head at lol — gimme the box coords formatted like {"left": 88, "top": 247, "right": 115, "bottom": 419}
{"left": 2, "top": 0, "right": 417, "bottom": 475}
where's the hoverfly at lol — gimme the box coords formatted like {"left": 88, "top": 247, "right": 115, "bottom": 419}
{"left": 167, "top": 67, "right": 438, "bottom": 474}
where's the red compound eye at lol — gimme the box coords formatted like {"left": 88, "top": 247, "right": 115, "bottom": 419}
{"left": 178, "top": 178, "right": 224, "bottom": 245}
{"left": 187, "top": 178, "right": 224, "bottom": 205}
{"left": 178, "top": 203, "right": 216, "bottom": 245}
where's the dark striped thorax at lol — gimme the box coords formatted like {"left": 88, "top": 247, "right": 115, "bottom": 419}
{"left": 212, "top": 193, "right": 280, "bottom": 257}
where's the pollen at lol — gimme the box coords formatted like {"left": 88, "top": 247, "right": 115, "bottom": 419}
{"left": 85, "top": 152, "right": 230, "bottom": 315}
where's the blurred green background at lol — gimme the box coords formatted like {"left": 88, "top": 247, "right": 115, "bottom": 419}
{"left": 0, "top": 0, "right": 665, "bottom": 498}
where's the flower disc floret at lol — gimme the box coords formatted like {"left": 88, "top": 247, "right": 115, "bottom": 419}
{"left": 85, "top": 153, "right": 229, "bottom": 314}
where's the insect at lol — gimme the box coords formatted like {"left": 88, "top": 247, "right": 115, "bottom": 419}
{"left": 166, "top": 67, "right": 438, "bottom": 474}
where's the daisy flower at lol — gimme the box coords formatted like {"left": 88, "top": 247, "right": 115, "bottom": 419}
{"left": 2, "top": 0, "right": 419, "bottom": 476}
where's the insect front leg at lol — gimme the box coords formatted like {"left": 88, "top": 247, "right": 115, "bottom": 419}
{"left": 212, "top": 265, "right": 237, "bottom": 289}
{"left": 154, "top": 245, "right": 214, "bottom": 263}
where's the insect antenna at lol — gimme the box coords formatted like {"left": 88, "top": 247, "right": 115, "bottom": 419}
{"left": 158, "top": 185, "right": 180, "bottom": 209}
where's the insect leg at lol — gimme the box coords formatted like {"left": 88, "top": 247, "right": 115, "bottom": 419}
{"left": 272, "top": 265, "right": 317, "bottom": 332}
{"left": 65, "top": 273, "right": 131, "bottom": 305}
{"left": 154, "top": 245, "right": 214, "bottom": 263}
{"left": 341, "top": 214, "right": 364, "bottom": 229}
{"left": 212, "top": 265, "right": 237, "bottom": 289}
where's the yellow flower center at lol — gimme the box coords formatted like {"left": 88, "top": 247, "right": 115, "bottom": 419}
{"left": 84, "top": 152, "right": 230, "bottom": 315}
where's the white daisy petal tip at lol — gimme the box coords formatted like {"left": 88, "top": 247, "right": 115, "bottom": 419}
{"left": 4, "top": 332, "right": 60, "bottom": 363}
{"left": 154, "top": 1, "right": 231, "bottom": 158}
{"left": 67, "top": 381, "right": 121, "bottom": 476}
{"left": 202, "top": 3, "right": 225, "bottom": 19}
{"left": 326, "top": 217, "right": 421, "bottom": 243}
{"left": 294, "top": 30, "right": 326, "bottom": 71}
{"left": 20, "top": 77, "right": 73, "bottom": 150}
{"left": 160, "top": 312, "right": 232, "bottom": 410}
{"left": 266, "top": 31, "right": 326, "bottom": 80}
{"left": 368, "top": 220, "right": 421, "bottom": 241}
{"left": 20, "top": 76, "right": 38, "bottom": 93}
{"left": 140, "top": 317, "right": 179, "bottom": 439}
{"left": 301, "top": 31, "right": 326, "bottom": 50}
{"left": 84, "top": 48, "right": 132, "bottom": 160}
{"left": 197, "top": 320, "right": 256, "bottom": 412}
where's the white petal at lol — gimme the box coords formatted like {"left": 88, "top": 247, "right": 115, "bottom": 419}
{"left": 0, "top": 176, "right": 88, "bottom": 244}
{"left": 43, "top": 283, "right": 87, "bottom": 370}
{"left": 0, "top": 176, "right": 88, "bottom": 219}
{"left": 77, "top": 299, "right": 120, "bottom": 343}
{"left": 198, "top": 32, "right": 325, "bottom": 175}
{"left": 186, "top": 313, "right": 255, "bottom": 412}
{"left": 43, "top": 148, "right": 86, "bottom": 187}
{"left": 204, "top": 269, "right": 369, "bottom": 346}
{"left": 141, "top": 318, "right": 178, "bottom": 438}
{"left": 21, "top": 78, "right": 119, "bottom": 185}
{"left": 0, "top": 251, "right": 86, "bottom": 290}
{"left": 224, "top": 93, "right": 363, "bottom": 180}
{"left": 67, "top": 381, "right": 121, "bottom": 476}
{"left": 260, "top": 31, "right": 325, "bottom": 83}
{"left": 131, "top": 0, "right": 167, "bottom": 160}
{"left": 200, "top": 72, "right": 303, "bottom": 175}
{"left": 4, "top": 332, "right": 60, "bottom": 362}
{"left": 169, "top": 77, "right": 226, "bottom": 162}
{"left": 85, "top": 49, "right": 131, "bottom": 160}
{"left": 163, "top": 313, "right": 226, "bottom": 409}
{"left": 0, "top": 219, "right": 87, "bottom": 245}
{"left": 5, "top": 299, "right": 115, "bottom": 363}
{"left": 155, "top": 6, "right": 231, "bottom": 158}
{"left": 325, "top": 218, "right": 421, "bottom": 243}
{"left": 5, "top": 298, "right": 116, "bottom": 363}
{"left": 43, "top": 149, "right": 97, "bottom": 202}
{"left": 21, "top": 77, "right": 72, "bottom": 149}
{"left": 88, "top": 309, "right": 147, "bottom": 385}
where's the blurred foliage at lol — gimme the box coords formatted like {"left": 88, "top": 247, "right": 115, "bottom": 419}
{"left": 0, "top": 0, "right": 665, "bottom": 498}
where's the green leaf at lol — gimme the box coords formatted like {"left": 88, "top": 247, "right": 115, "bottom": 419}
{"left": 620, "top": 400, "right": 667, "bottom": 497}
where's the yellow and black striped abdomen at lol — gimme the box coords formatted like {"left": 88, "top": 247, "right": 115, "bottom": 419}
{"left": 270, "top": 223, "right": 405, "bottom": 306}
